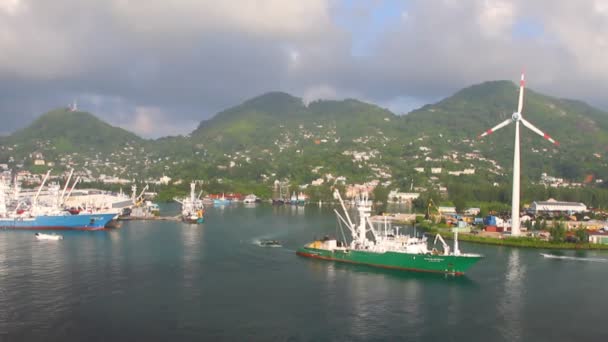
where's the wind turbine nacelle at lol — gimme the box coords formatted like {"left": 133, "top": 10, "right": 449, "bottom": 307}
{"left": 511, "top": 112, "right": 521, "bottom": 121}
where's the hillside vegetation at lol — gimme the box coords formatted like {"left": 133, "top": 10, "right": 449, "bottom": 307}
{"left": 3, "top": 80, "right": 608, "bottom": 205}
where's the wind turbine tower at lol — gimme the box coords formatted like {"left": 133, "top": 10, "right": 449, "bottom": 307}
{"left": 478, "top": 73, "right": 559, "bottom": 236}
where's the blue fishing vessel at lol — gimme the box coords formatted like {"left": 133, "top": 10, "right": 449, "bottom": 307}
{"left": 0, "top": 170, "right": 117, "bottom": 230}
{"left": 0, "top": 212, "right": 117, "bottom": 230}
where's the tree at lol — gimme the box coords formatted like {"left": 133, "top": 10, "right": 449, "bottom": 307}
{"left": 372, "top": 186, "right": 389, "bottom": 204}
{"left": 575, "top": 227, "right": 589, "bottom": 243}
{"left": 550, "top": 221, "right": 566, "bottom": 242}
{"left": 453, "top": 197, "right": 466, "bottom": 214}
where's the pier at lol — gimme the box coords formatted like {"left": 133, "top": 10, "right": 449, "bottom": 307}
{"left": 118, "top": 215, "right": 181, "bottom": 222}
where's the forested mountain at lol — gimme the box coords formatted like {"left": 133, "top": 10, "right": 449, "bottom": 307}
{"left": 3, "top": 80, "right": 608, "bottom": 203}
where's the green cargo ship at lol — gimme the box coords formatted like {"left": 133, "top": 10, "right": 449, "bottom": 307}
{"left": 297, "top": 191, "right": 483, "bottom": 276}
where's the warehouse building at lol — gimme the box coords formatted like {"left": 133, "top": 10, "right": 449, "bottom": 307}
{"left": 529, "top": 198, "right": 587, "bottom": 215}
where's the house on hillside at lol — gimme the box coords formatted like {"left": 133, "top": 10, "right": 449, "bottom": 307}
{"left": 30, "top": 151, "right": 45, "bottom": 166}
{"left": 387, "top": 190, "right": 419, "bottom": 202}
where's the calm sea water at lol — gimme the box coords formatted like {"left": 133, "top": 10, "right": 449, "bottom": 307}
{"left": 1, "top": 204, "right": 607, "bottom": 341}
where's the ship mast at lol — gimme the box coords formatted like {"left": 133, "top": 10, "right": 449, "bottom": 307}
{"left": 356, "top": 192, "right": 371, "bottom": 242}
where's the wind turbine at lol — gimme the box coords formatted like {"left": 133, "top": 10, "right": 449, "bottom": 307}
{"left": 478, "top": 73, "right": 559, "bottom": 236}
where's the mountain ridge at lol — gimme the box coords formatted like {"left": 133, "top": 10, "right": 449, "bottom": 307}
{"left": 2, "top": 81, "right": 608, "bottom": 190}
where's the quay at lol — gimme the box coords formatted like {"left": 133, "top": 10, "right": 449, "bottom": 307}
{"left": 118, "top": 216, "right": 181, "bottom": 222}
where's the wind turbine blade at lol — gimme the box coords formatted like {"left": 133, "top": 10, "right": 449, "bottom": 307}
{"left": 521, "top": 118, "right": 559, "bottom": 145}
{"left": 517, "top": 72, "right": 525, "bottom": 114}
{"left": 478, "top": 119, "right": 512, "bottom": 138}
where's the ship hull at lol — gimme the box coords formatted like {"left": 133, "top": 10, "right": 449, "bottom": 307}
{"left": 296, "top": 247, "right": 482, "bottom": 275}
{"left": 0, "top": 213, "right": 117, "bottom": 230}
{"left": 182, "top": 216, "right": 204, "bottom": 224}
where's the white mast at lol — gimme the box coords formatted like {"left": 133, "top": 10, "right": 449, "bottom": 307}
{"left": 478, "top": 73, "right": 559, "bottom": 236}
{"left": 190, "top": 182, "right": 196, "bottom": 204}
{"left": 334, "top": 190, "right": 355, "bottom": 229}
{"left": 60, "top": 169, "right": 74, "bottom": 203}
{"left": 33, "top": 170, "right": 52, "bottom": 206}
{"left": 64, "top": 176, "right": 80, "bottom": 203}
{"left": 356, "top": 192, "right": 371, "bottom": 242}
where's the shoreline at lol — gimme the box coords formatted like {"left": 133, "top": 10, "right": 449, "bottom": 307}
{"left": 438, "top": 231, "right": 608, "bottom": 251}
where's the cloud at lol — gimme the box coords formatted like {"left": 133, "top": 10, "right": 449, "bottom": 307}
{"left": 109, "top": 0, "right": 332, "bottom": 38}
{"left": 1, "top": 0, "right": 608, "bottom": 137}
{"left": 121, "top": 106, "right": 197, "bottom": 138}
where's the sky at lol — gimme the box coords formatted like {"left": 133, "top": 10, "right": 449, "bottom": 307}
{"left": 1, "top": 0, "right": 608, "bottom": 138}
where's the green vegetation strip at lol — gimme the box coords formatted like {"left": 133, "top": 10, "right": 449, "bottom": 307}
{"left": 445, "top": 232, "right": 608, "bottom": 250}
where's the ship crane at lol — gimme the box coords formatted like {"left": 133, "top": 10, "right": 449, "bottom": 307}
{"left": 433, "top": 233, "right": 451, "bottom": 255}
{"left": 132, "top": 184, "right": 149, "bottom": 206}
{"left": 425, "top": 198, "right": 438, "bottom": 221}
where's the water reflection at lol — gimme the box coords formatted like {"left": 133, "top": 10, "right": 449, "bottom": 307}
{"left": 0, "top": 232, "right": 8, "bottom": 277}
{"left": 180, "top": 224, "right": 204, "bottom": 287}
{"left": 305, "top": 259, "right": 477, "bottom": 339}
{"left": 498, "top": 249, "right": 525, "bottom": 341}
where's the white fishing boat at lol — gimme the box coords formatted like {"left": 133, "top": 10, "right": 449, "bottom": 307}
{"left": 174, "top": 182, "right": 205, "bottom": 224}
{"left": 243, "top": 194, "right": 258, "bottom": 204}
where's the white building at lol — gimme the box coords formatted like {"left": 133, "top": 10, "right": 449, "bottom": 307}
{"left": 431, "top": 168, "right": 442, "bottom": 174}
{"left": 387, "top": 190, "right": 419, "bottom": 202}
{"left": 159, "top": 175, "right": 172, "bottom": 185}
{"left": 464, "top": 207, "right": 480, "bottom": 215}
{"left": 529, "top": 198, "right": 587, "bottom": 215}
{"left": 311, "top": 178, "right": 324, "bottom": 186}
{"left": 437, "top": 206, "right": 456, "bottom": 214}
{"left": 589, "top": 232, "right": 608, "bottom": 244}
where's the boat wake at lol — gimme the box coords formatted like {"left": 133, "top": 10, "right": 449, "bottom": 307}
{"left": 540, "top": 253, "right": 608, "bottom": 262}
{"left": 251, "top": 238, "right": 282, "bottom": 248}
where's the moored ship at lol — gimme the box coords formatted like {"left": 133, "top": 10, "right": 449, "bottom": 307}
{"left": 0, "top": 212, "right": 116, "bottom": 230}
{"left": 174, "top": 182, "right": 205, "bottom": 224}
{"left": 296, "top": 190, "right": 483, "bottom": 275}
{"left": 0, "top": 173, "right": 117, "bottom": 230}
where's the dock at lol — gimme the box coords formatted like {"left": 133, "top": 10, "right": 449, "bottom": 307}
{"left": 118, "top": 215, "right": 181, "bottom": 222}
{"left": 370, "top": 213, "right": 416, "bottom": 224}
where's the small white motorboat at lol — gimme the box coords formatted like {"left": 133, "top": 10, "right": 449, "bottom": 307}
{"left": 35, "top": 233, "right": 63, "bottom": 241}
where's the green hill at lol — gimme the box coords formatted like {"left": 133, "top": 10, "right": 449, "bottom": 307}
{"left": 5, "top": 108, "right": 142, "bottom": 152}
{"left": 3, "top": 81, "right": 608, "bottom": 199}
{"left": 403, "top": 80, "right": 608, "bottom": 182}
{"left": 191, "top": 92, "right": 399, "bottom": 152}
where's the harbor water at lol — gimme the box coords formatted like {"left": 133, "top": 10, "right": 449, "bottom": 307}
{"left": 1, "top": 204, "right": 607, "bottom": 341}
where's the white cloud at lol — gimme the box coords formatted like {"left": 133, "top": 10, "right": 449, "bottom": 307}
{"left": 109, "top": 0, "right": 332, "bottom": 38}
{"left": 2, "top": 0, "right": 608, "bottom": 136}
{"left": 477, "top": 0, "right": 515, "bottom": 38}
{"left": 0, "top": 0, "right": 24, "bottom": 15}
